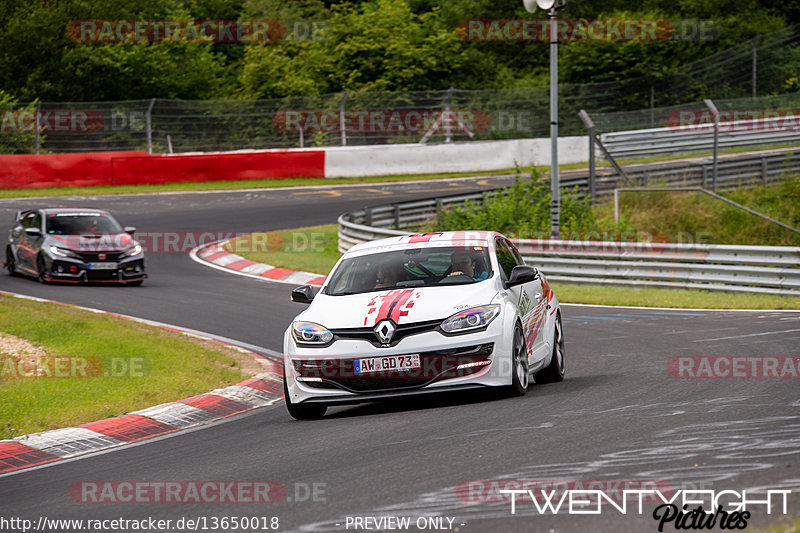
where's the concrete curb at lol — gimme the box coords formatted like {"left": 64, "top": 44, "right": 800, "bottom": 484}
{"left": 0, "top": 291, "right": 284, "bottom": 476}
{"left": 191, "top": 239, "right": 326, "bottom": 286}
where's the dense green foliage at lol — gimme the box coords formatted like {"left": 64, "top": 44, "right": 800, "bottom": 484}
{"left": 0, "top": 0, "right": 796, "bottom": 102}
{"left": 0, "top": 91, "right": 39, "bottom": 153}
{"left": 428, "top": 167, "right": 600, "bottom": 235}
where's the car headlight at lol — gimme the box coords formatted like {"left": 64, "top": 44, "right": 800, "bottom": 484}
{"left": 121, "top": 243, "right": 143, "bottom": 257}
{"left": 292, "top": 321, "right": 333, "bottom": 346}
{"left": 440, "top": 305, "right": 500, "bottom": 334}
{"left": 49, "top": 245, "right": 78, "bottom": 258}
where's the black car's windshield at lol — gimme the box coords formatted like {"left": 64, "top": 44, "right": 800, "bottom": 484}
{"left": 324, "top": 246, "right": 492, "bottom": 296}
{"left": 46, "top": 213, "right": 122, "bottom": 235}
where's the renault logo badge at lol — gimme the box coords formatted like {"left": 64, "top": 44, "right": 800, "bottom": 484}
{"left": 374, "top": 320, "right": 396, "bottom": 345}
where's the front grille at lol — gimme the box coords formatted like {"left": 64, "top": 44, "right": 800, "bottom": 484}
{"left": 295, "top": 343, "right": 493, "bottom": 393}
{"left": 330, "top": 319, "right": 441, "bottom": 347}
{"left": 77, "top": 252, "right": 122, "bottom": 262}
{"left": 324, "top": 377, "right": 431, "bottom": 392}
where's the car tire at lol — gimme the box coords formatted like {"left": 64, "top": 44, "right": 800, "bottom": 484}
{"left": 508, "top": 324, "right": 529, "bottom": 396}
{"left": 536, "top": 312, "right": 565, "bottom": 383}
{"left": 284, "top": 374, "right": 327, "bottom": 420}
{"left": 5, "top": 247, "right": 16, "bottom": 276}
{"left": 36, "top": 254, "right": 48, "bottom": 284}
{"left": 127, "top": 280, "right": 144, "bottom": 287}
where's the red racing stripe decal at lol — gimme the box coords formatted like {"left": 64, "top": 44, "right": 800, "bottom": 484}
{"left": 366, "top": 289, "right": 418, "bottom": 326}
{"left": 408, "top": 233, "right": 441, "bottom": 243}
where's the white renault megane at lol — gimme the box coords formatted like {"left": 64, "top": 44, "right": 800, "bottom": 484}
{"left": 283, "top": 231, "right": 564, "bottom": 419}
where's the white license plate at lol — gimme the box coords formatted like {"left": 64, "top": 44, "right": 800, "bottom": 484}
{"left": 88, "top": 262, "right": 117, "bottom": 270}
{"left": 354, "top": 354, "right": 421, "bottom": 374}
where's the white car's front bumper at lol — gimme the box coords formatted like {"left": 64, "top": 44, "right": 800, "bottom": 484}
{"left": 283, "top": 320, "right": 514, "bottom": 405}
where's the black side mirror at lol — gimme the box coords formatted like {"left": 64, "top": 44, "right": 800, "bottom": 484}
{"left": 23, "top": 227, "right": 42, "bottom": 237}
{"left": 506, "top": 265, "right": 539, "bottom": 288}
{"left": 291, "top": 285, "right": 319, "bottom": 304}
{"left": 124, "top": 226, "right": 137, "bottom": 235}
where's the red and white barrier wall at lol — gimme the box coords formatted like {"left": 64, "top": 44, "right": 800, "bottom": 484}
{"left": 0, "top": 137, "right": 588, "bottom": 189}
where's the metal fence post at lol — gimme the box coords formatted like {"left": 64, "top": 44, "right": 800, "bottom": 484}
{"left": 34, "top": 101, "right": 41, "bottom": 155}
{"left": 704, "top": 99, "right": 719, "bottom": 191}
{"left": 146, "top": 98, "right": 156, "bottom": 154}
{"left": 752, "top": 37, "right": 759, "bottom": 99}
{"left": 761, "top": 157, "right": 768, "bottom": 186}
{"left": 578, "top": 110, "right": 595, "bottom": 203}
{"left": 444, "top": 87, "right": 455, "bottom": 144}
{"left": 339, "top": 91, "right": 349, "bottom": 146}
{"left": 393, "top": 204, "right": 400, "bottom": 229}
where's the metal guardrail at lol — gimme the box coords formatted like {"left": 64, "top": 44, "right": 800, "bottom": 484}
{"left": 599, "top": 115, "right": 800, "bottom": 159}
{"left": 567, "top": 148, "right": 800, "bottom": 199}
{"left": 338, "top": 182, "right": 800, "bottom": 296}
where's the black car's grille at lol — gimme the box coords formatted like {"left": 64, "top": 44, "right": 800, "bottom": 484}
{"left": 77, "top": 252, "right": 122, "bottom": 262}
{"left": 330, "top": 319, "right": 442, "bottom": 347}
{"left": 296, "top": 343, "right": 494, "bottom": 393}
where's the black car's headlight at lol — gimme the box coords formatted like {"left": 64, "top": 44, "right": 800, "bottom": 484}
{"left": 121, "top": 243, "right": 143, "bottom": 258}
{"left": 292, "top": 321, "right": 334, "bottom": 346}
{"left": 48, "top": 245, "right": 79, "bottom": 259}
{"left": 440, "top": 305, "right": 500, "bottom": 335}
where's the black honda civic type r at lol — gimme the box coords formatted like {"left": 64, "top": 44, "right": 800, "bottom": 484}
{"left": 5, "top": 208, "right": 147, "bottom": 285}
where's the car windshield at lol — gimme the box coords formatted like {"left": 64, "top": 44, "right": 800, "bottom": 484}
{"left": 324, "top": 246, "right": 493, "bottom": 296}
{"left": 46, "top": 213, "right": 122, "bottom": 235}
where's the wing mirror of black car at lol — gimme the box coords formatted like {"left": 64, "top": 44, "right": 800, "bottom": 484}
{"left": 23, "top": 227, "right": 42, "bottom": 237}
{"left": 505, "top": 265, "right": 539, "bottom": 288}
{"left": 291, "top": 285, "right": 319, "bottom": 304}
{"left": 124, "top": 226, "right": 137, "bottom": 235}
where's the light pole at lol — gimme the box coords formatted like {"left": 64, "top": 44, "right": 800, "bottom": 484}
{"left": 523, "top": 0, "right": 565, "bottom": 239}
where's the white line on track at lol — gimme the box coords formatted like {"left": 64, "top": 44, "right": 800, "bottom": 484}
{"left": 692, "top": 328, "right": 800, "bottom": 342}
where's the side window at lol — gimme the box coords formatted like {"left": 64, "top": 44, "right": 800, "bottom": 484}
{"left": 495, "top": 239, "right": 518, "bottom": 280}
{"left": 21, "top": 212, "right": 37, "bottom": 229}
{"left": 508, "top": 240, "right": 524, "bottom": 265}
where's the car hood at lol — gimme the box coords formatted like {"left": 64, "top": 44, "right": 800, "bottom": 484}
{"left": 299, "top": 282, "right": 498, "bottom": 329}
{"left": 47, "top": 232, "right": 136, "bottom": 252}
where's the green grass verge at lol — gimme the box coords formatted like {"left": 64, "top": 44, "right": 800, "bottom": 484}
{"left": 0, "top": 294, "right": 252, "bottom": 439}
{"left": 226, "top": 224, "right": 343, "bottom": 274}
{"left": 226, "top": 224, "right": 800, "bottom": 310}
{"left": 550, "top": 282, "right": 799, "bottom": 310}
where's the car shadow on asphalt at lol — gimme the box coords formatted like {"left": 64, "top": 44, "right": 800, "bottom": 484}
{"left": 318, "top": 374, "right": 615, "bottom": 420}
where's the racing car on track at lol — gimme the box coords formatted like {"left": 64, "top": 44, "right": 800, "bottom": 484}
{"left": 283, "top": 231, "right": 564, "bottom": 419}
{"left": 5, "top": 207, "right": 147, "bottom": 285}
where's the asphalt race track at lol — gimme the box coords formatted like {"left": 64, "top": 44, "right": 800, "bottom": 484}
{"left": 0, "top": 178, "right": 798, "bottom": 533}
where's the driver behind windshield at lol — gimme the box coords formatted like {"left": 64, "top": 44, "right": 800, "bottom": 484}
{"left": 373, "top": 259, "right": 405, "bottom": 289}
